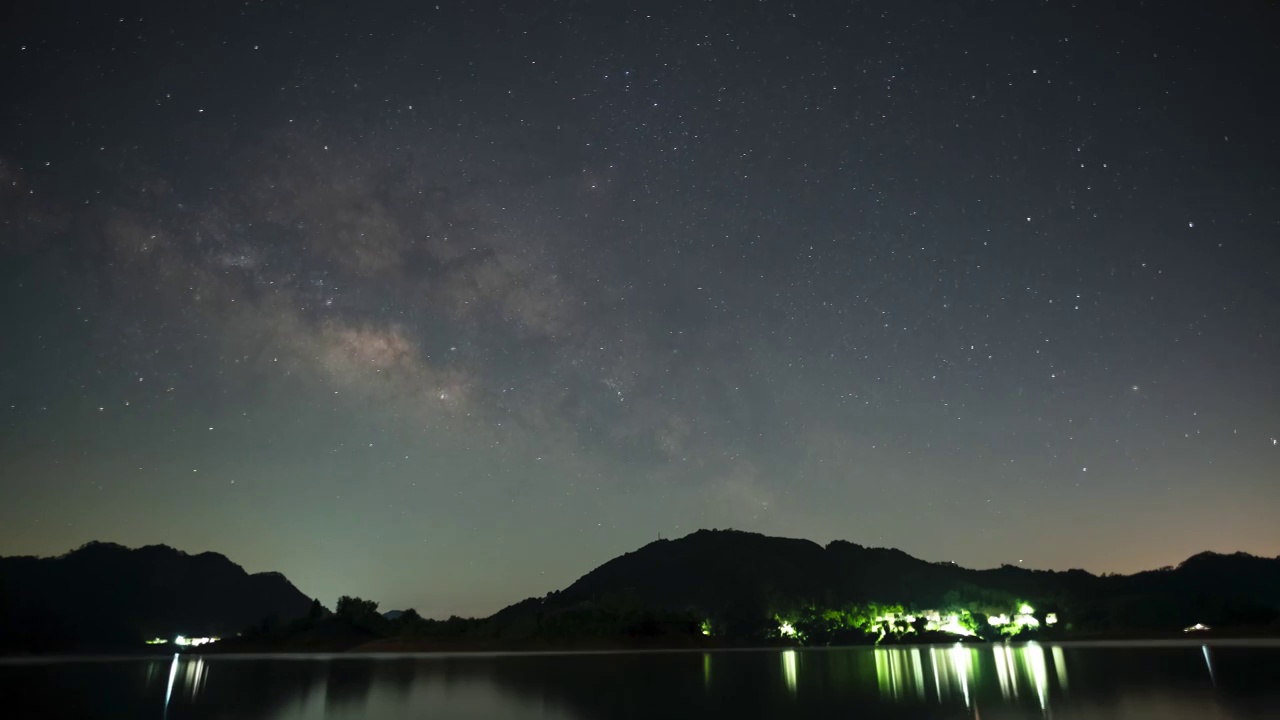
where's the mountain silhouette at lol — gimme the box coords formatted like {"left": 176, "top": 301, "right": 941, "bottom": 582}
{"left": 0, "top": 541, "right": 314, "bottom": 652}
{"left": 4, "top": 532, "right": 1278, "bottom": 653}
{"left": 486, "top": 529, "right": 1280, "bottom": 642}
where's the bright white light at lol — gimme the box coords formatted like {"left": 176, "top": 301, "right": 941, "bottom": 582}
{"left": 782, "top": 650, "right": 798, "bottom": 695}
{"left": 1184, "top": 623, "right": 1210, "bottom": 632}
{"left": 1045, "top": 613, "right": 1058, "bottom": 625}
{"left": 173, "top": 635, "right": 218, "bottom": 647}
{"left": 164, "top": 653, "right": 179, "bottom": 712}
{"left": 935, "top": 614, "right": 975, "bottom": 637}
{"left": 1019, "top": 604, "right": 1035, "bottom": 615}
{"left": 779, "top": 621, "right": 796, "bottom": 638}
{"left": 989, "top": 614, "right": 1010, "bottom": 626}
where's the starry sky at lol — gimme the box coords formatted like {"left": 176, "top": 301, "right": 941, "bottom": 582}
{"left": 1, "top": 0, "right": 1277, "bottom": 617}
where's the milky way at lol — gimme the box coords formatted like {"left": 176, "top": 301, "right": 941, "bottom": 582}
{"left": 1, "top": 0, "right": 1277, "bottom": 616}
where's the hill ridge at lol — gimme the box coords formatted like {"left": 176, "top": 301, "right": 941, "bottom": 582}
{"left": 0, "top": 540, "right": 315, "bottom": 652}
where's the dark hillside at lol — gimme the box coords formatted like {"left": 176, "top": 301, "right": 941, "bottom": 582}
{"left": 0, "top": 541, "right": 314, "bottom": 652}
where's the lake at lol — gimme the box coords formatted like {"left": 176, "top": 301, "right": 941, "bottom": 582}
{"left": 3, "top": 641, "right": 1278, "bottom": 718}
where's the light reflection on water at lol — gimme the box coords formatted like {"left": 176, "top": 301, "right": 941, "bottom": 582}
{"left": 3, "top": 642, "right": 1276, "bottom": 719}
{"left": 876, "top": 643, "right": 1061, "bottom": 709}
{"left": 878, "top": 644, "right": 982, "bottom": 705}
{"left": 781, "top": 649, "right": 798, "bottom": 696}
{"left": 1052, "top": 645, "right": 1069, "bottom": 691}
{"left": 163, "top": 654, "right": 209, "bottom": 717}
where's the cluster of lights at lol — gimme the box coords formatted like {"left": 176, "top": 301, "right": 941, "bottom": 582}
{"left": 173, "top": 635, "right": 219, "bottom": 647}
{"left": 775, "top": 602, "right": 1060, "bottom": 644}
{"left": 989, "top": 604, "right": 1049, "bottom": 635}
{"left": 925, "top": 613, "right": 976, "bottom": 637}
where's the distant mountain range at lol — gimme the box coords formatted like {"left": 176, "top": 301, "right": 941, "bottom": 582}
{"left": 0, "top": 541, "right": 314, "bottom": 652}
{"left": 484, "top": 530, "right": 1280, "bottom": 643}
{"left": 3, "top": 531, "right": 1278, "bottom": 653}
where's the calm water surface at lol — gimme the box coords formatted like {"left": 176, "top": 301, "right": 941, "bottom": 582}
{"left": 3, "top": 642, "right": 1278, "bottom": 719}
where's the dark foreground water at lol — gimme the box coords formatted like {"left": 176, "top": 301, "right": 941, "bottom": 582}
{"left": 3, "top": 642, "right": 1279, "bottom": 719}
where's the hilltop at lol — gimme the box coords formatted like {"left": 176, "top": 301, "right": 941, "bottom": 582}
{"left": 0, "top": 541, "right": 315, "bottom": 653}
{"left": 471, "top": 530, "right": 1280, "bottom": 645}
{"left": 4, "top": 531, "right": 1278, "bottom": 653}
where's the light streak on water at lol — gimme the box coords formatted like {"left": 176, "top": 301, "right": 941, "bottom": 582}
{"left": 1005, "top": 644, "right": 1020, "bottom": 699}
{"left": 1052, "top": 646, "right": 1069, "bottom": 693}
{"left": 877, "top": 645, "right": 979, "bottom": 707}
{"left": 930, "top": 647, "right": 942, "bottom": 701}
{"left": 1203, "top": 645, "right": 1216, "bottom": 687}
{"left": 994, "top": 644, "right": 1012, "bottom": 699}
{"left": 782, "top": 650, "right": 798, "bottom": 696}
{"left": 163, "top": 653, "right": 179, "bottom": 717}
{"left": 949, "top": 645, "right": 973, "bottom": 708}
{"left": 1025, "top": 642, "right": 1048, "bottom": 710}
{"left": 911, "top": 648, "right": 925, "bottom": 702}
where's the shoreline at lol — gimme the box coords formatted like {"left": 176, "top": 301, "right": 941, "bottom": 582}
{"left": 6, "top": 632, "right": 1280, "bottom": 662}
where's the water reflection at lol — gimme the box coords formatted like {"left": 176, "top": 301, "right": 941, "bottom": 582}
{"left": 781, "top": 650, "right": 798, "bottom": 696}
{"left": 1052, "top": 645, "right": 1069, "bottom": 692}
{"left": 164, "top": 654, "right": 178, "bottom": 711}
{"left": 2, "top": 643, "right": 1277, "bottom": 719}
{"left": 873, "top": 647, "right": 926, "bottom": 701}
{"left": 1027, "top": 643, "right": 1048, "bottom": 709}
{"left": 877, "top": 644, "right": 979, "bottom": 706}
{"left": 161, "top": 654, "right": 209, "bottom": 717}
{"left": 876, "top": 643, "right": 1066, "bottom": 711}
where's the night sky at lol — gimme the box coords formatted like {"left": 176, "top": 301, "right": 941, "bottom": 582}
{"left": 2, "top": 1, "right": 1277, "bottom": 618}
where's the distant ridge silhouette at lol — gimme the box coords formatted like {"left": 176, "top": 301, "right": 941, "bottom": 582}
{"left": 3, "top": 532, "right": 1277, "bottom": 653}
{"left": 0, "top": 541, "right": 314, "bottom": 652}
{"left": 483, "top": 529, "right": 1280, "bottom": 642}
